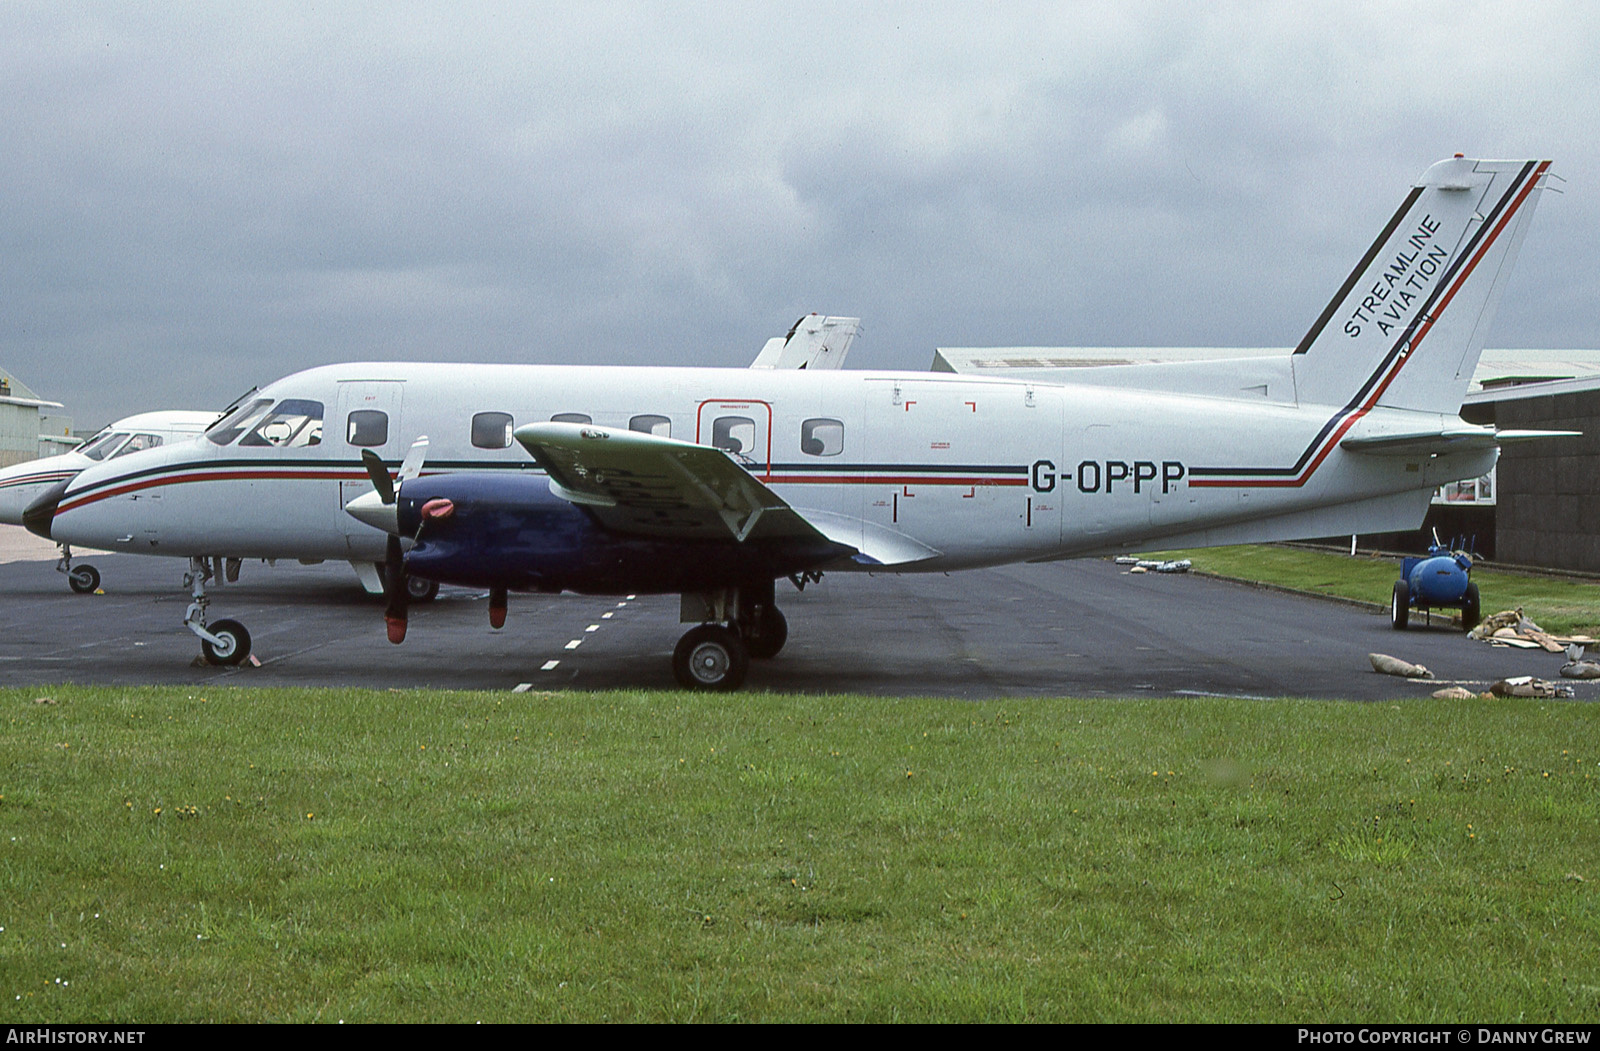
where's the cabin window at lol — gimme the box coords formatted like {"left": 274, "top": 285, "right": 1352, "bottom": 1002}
{"left": 113, "top": 434, "right": 164, "bottom": 458}
{"left": 472, "top": 411, "right": 514, "bottom": 449}
{"left": 346, "top": 410, "right": 389, "bottom": 447}
{"left": 629, "top": 414, "right": 671, "bottom": 437}
{"left": 79, "top": 430, "right": 131, "bottom": 461}
{"left": 206, "top": 398, "right": 274, "bottom": 446}
{"left": 238, "top": 399, "right": 324, "bottom": 448}
{"left": 711, "top": 416, "right": 755, "bottom": 456}
{"left": 801, "top": 418, "right": 844, "bottom": 457}
{"left": 551, "top": 413, "right": 591, "bottom": 425}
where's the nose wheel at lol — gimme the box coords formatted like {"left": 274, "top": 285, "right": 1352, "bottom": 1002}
{"left": 199, "top": 619, "right": 252, "bottom": 666}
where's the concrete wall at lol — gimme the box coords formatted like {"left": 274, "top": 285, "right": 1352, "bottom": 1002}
{"left": 1490, "top": 389, "right": 1600, "bottom": 572}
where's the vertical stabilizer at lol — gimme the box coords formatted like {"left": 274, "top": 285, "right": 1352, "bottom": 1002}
{"left": 1290, "top": 158, "right": 1549, "bottom": 414}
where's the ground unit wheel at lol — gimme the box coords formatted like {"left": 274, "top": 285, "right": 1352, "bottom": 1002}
{"left": 673, "top": 625, "right": 749, "bottom": 691}
{"left": 407, "top": 576, "right": 440, "bottom": 602}
{"left": 744, "top": 606, "right": 788, "bottom": 660}
{"left": 67, "top": 564, "right": 100, "bottom": 594}
{"left": 1390, "top": 581, "right": 1410, "bottom": 630}
{"left": 200, "top": 619, "right": 252, "bottom": 666}
{"left": 1460, "top": 582, "right": 1481, "bottom": 632}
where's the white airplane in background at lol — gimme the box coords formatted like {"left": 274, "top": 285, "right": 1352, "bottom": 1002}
{"left": 28, "top": 157, "right": 1560, "bottom": 688}
{"left": 1, "top": 410, "right": 217, "bottom": 591}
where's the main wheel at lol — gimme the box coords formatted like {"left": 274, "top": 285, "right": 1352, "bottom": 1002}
{"left": 200, "top": 619, "right": 252, "bottom": 666}
{"left": 673, "top": 625, "right": 750, "bottom": 691}
{"left": 406, "top": 576, "right": 440, "bottom": 602}
{"left": 743, "top": 606, "right": 788, "bottom": 660}
{"left": 67, "top": 565, "right": 100, "bottom": 594}
{"left": 1390, "top": 581, "right": 1410, "bottom": 630}
{"left": 1460, "top": 582, "right": 1481, "bottom": 631}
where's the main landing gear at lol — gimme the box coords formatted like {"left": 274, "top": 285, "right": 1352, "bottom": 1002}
{"left": 55, "top": 544, "right": 100, "bottom": 594}
{"left": 183, "top": 556, "right": 252, "bottom": 666}
{"left": 672, "top": 579, "right": 792, "bottom": 691}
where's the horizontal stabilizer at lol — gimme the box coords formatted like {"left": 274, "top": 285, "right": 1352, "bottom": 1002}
{"left": 1341, "top": 427, "right": 1581, "bottom": 456}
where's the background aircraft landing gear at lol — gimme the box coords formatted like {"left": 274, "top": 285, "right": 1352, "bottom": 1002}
{"left": 182, "top": 557, "right": 253, "bottom": 666}
{"left": 673, "top": 624, "right": 749, "bottom": 691}
{"left": 406, "top": 575, "right": 440, "bottom": 602}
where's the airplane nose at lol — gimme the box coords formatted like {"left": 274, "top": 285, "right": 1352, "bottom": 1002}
{"left": 22, "top": 479, "right": 69, "bottom": 539}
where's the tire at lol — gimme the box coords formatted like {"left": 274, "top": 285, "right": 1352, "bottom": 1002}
{"left": 744, "top": 606, "right": 788, "bottom": 660}
{"left": 67, "top": 565, "right": 100, "bottom": 594}
{"left": 406, "top": 576, "right": 440, "bottom": 602}
{"left": 200, "top": 619, "right": 252, "bottom": 666}
{"left": 1390, "top": 580, "right": 1410, "bottom": 630}
{"left": 673, "top": 625, "right": 750, "bottom": 691}
{"left": 1460, "top": 582, "right": 1481, "bottom": 632}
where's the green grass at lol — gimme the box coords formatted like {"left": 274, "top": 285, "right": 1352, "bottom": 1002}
{"left": 1141, "top": 545, "right": 1600, "bottom": 636}
{"left": 3, "top": 686, "right": 1599, "bottom": 1022}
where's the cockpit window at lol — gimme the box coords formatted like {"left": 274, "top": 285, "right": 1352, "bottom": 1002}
{"left": 79, "top": 430, "right": 131, "bottom": 462}
{"left": 551, "top": 412, "right": 591, "bottom": 425}
{"left": 113, "top": 434, "right": 164, "bottom": 458}
{"left": 238, "top": 399, "right": 324, "bottom": 448}
{"left": 207, "top": 398, "right": 274, "bottom": 446}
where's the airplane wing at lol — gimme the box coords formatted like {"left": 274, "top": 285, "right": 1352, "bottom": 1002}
{"left": 749, "top": 314, "right": 861, "bottom": 370}
{"left": 1340, "top": 427, "right": 1581, "bottom": 456}
{"left": 513, "top": 421, "right": 937, "bottom": 564}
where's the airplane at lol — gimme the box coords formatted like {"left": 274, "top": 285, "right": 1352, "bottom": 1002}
{"left": 26, "top": 156, "right": 1557, "bottom": 689}
{"left": 1, "top": 410, "right": 217, "bottom": 592}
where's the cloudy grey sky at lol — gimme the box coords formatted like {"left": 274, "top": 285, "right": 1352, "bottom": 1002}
{"left": 3, "top": 1, "right": 1597, "bottom": 427}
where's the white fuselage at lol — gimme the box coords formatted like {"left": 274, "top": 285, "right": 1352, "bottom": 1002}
{"left": 48, "top": 362, "right": 1492, "bottom": 575}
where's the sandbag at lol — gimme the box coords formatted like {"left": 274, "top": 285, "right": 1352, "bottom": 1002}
{"left": 1369, "top": 653, "right": 1433, "bottom": 679}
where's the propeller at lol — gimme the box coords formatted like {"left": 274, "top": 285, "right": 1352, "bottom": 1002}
{"left": 354, "top": 438, "right": 429, "bottom": 644}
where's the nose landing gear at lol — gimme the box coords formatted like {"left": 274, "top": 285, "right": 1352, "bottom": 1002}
{"left": 183, "top": 556, "right": 253, "bottom": 666}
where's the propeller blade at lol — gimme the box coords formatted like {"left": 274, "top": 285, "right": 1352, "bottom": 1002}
{"left": 398, "top": 436, "right": 430, "bottom": 484}
{"left": 383, "top": 533, "right": 408, "bottom": 644}
{"left": 360, "top": 449, "right": 395, "bottom": 505}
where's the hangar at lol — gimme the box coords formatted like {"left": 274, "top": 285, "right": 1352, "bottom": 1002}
{"left": 0, "top": 366, "right": 73, "bottom": 468}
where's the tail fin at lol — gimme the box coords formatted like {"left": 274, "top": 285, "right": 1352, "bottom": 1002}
{"left": 1291, "top": 157, "right": 1550, "bottom": 414}
{"left": 750, "top": 314, "right": 862, "bottom": 370}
